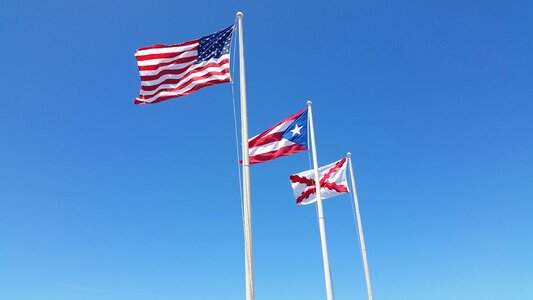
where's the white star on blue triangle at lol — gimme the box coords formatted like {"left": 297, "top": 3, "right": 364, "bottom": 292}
{"left": 281, "top": 109, "right": 308, "bottom": 147}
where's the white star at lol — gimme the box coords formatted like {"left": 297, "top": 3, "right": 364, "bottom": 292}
{"left": 290, "top": 124, "right": 303, "bottom": 137}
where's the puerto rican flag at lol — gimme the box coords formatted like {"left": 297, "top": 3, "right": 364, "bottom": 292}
{"left": 248, "top": 109, "right": 308, "bottom": 164}
{"left": 289, "top": 158, "right": 349, "bottom": 205}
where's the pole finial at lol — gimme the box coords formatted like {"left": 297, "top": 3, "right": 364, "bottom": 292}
{"left": 237, "top": 11, "right": 244, "bottom": 18}
{"left": 307, "top": 100, "right": 312, "bottom": 106}
{"left": 347, "top": 152, "right": 351, "bottom": 157}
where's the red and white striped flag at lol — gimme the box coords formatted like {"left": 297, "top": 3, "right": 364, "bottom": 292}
{"left": 134, "top": 25, "right": 234, "bottom": 104}
{"left": 248, "top": 109, "right": 308, "bottom": 164}
{"left": 289, "top": 158, "right": 349, "bottom": 205}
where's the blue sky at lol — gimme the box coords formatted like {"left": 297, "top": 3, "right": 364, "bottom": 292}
{"left": 1, "top": 0, "right": 532, "bottom": 299}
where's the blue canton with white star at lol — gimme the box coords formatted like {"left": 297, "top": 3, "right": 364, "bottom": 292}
{"left": 281, "top": 109, "right": 308, "bottom": 147}
{"left": 197, "top": 25, "right": 234, "bottom": 63}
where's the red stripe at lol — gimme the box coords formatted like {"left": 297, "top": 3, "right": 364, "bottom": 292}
{"left": 141, "top": 69, "right": 230, "bottom": 93}
{"left": 135, "top": 39, "right": 198, "bottom": 52}
{"left": 139, "top": 66, "right": 229, "bottom": 98}
{"left": 140, "top": 58, "right": 229, "bottom": 86}
{"left": 140, "top": 60, "right": 230, "bottom": 92}
{"left": 248, "top": 108, "right": 307, "bottom": 147}
{"left": 137, "top": 56, "right": 197, "bottom": 72}
{"left": 140, "top": 57, "right": 228, "bottom": 82}
{"left": 289, "top": 174, "right": 314, "bottom": 186}
{"left": 134, "top": 77, "right": 230, "bottom": 105}
{"left": 248, "top": 144, "right": 307, "bottom": 164}
{"left": 296, "top": 187, "right": 316, "bottom": 204}
{"left": 140, "top": 66, "right": 191, "bottom": 82}
{"left": 248, "top": 132, "right": 283, "bottom": 148}
{"left": 135, "top": 77, "right": 230, "bottom": 104}
{"left": 135, "top": 45, "right": 198, "bottom": 61}
{"left": 322, "top": 182, "right": 349, "bottom": 193}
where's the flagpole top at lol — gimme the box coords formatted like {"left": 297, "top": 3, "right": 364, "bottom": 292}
{"left": 237, "top": 11, "right": 244, "bottom": 18}
{"left": 307, "top": 100, "right": 312, "bottom": 106}
{"left": 347, "top": 152, "right": 352, "bottom": 157}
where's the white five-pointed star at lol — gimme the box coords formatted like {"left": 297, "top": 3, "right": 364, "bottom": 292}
{"left": 290, "top": 124, "right": 303, "bottom": 137}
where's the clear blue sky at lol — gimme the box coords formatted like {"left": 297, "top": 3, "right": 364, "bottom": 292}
{"left": 1, "top": 1, "right": 532, "bottom": 299}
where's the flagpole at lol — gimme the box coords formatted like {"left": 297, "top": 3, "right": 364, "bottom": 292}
{"left": 347, "top": 153, "right": 374, "bottom": 300}
{"left": 307, "top": 101, "right": 335, "bottom": 300}
{"left": 236, "top": 12, "right": 255, "bottom": 300}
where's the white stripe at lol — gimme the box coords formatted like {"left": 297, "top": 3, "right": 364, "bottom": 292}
{"left": 140, "top": 55, "right": 229, "bottom": 86}
{"left": 266, "top": 121, "right": 292, "bottom": 135}
{"left": 139, "top": 54, "right": 230, "bottom": 77}
{"left": 248, "top": 120, "right": 293, "bottom": 141}
{"left": 249, "top": 139, "right": 295, "bottom": 157}
{"left": 139, "top": 63, "right": 230, "bottom": 96}
{"left": 135, "top": 43, "right": 198, "bottom": 56}
{"left": 137, "top": 73, "right": 230, "bottom": 103}
{"left": 141, "top": 72, "right": 190, "bottom": 88}
{"left": 136, "top": 50, "right": 197, "bottom": 67}
{"left": 139, "top": 60, "right": 195, "bottom": 77}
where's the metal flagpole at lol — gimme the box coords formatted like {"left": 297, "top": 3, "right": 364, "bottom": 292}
{"left": 236, "top": 12, "right": 255, "bottom": 300}
{"left": 346, "top": 153, "right": 374, "bottom": 300}
{"left": 307, "top": 101, "right": 335, "bottom": 300}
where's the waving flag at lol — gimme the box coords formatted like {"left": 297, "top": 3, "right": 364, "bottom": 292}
{"left": 290, "top": 158, "right": 349, "bottom": 205}
{"left": 248, "top": 109, "right": 308, "bottom": 164}
{"left": 134, "top": 25, "right": 234, "bottom": 104}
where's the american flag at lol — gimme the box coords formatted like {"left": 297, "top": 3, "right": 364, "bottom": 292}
{"left": 134, "top": 25, "right": 234, "bottom": 104}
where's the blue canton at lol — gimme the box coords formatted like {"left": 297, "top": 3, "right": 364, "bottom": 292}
{"left": 197, "top": 25, "right": 234, "bottom": 63}
{"left": 281, "top": 109, "right": 308, "bottom": 147}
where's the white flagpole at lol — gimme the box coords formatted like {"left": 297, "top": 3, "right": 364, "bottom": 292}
{"left": 236, "top": 12, "right": 255, "bottom": 300}
{"left": 307, "top": 101, "right": 335, "bottom": 300}
{"left": 346, "top": 152, "right": 374, "bottom": 300}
